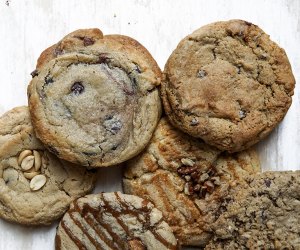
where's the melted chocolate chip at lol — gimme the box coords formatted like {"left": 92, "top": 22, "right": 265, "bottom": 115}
{"left": 264, "top": 178, "right": 271, "bottom": 187}
{"left": 110, "top": 121, "right": 122, "bottom": 134}
{"left": 111, "top": 145, "right": 118, "bottom": 150}
{"left": 97, "top": 53, "right": 109, "bottom": 64}
{"left": 54, "top": 47, "right": 63, "bottom": 56}
{"left": 30, "top": 69, "right": 39, "bottom": 78}
{"left": 83, "top": 37, "right": 95, "bottom": 46}
{"left": 103, "top": 116, "right": 123, "bottom": 135}
{"left": 74, "top": 36, "right": 95, "bottom": 46}
{"left": 71, "top": 82, "right": 84, "bottom": 95}
{"left": 45, "top": 75, "right": 54, "bottom": 84}
{"left": 134, "top": 65, "right": 141, "bottom": 73}
{"left": 197, "top": 69, "right": 207, "bottom": 78}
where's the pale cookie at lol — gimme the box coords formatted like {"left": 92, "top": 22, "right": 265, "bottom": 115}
{"left": 162, "top": 19, "right": 295, "bottom": 152}
{"left": 205, "top": 171, "right": 300, "bottom": 249}
{"left": 123, "top": 118, "right": 261, "bottom": 247}
{"left": 0, "top": 106, "right": 97, "bottom": 225}
{"left": 55, "top": 192, "right": 180, "bottom": 250}
{"left": 28, "top": 28, "right": 162, "bottom": 167}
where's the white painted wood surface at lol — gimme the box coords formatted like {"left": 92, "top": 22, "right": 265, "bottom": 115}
{"left": 0, "top": 0, "right": 299, "bottom": 249}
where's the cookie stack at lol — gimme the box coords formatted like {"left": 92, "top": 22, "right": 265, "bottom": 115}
{"left": 0, "top": 19, "right": 298, "bottom": 249}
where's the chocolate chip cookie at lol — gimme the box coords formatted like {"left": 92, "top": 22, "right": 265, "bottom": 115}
{"left": 123, "top": 118, "right": 261, "bottom": 247}
{"left": 162, "top": 19, "right": 295, "bottom": 152}
{"left": 55, "top": 192, "right": 179, "bottom": 250}
{"left": 28, "top": 28, "right": 162, "bottom": 167}
{"left": 0, "top": 106, "right": 96, "bottom": 225}
{"left": 205, "top": 171, "right": 300, "bottom": 249}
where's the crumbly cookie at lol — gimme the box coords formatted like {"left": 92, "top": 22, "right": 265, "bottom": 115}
{"left": 55, "top": 192, "right": 180, "bottom": 250}
{"left": 0, "top": 106, "right": 96, "bottom": 225}
{"left": 123, "top": 118, "right": 261, "bottom": 247}
{"left": 205, "top": 171, "right": 300, "bottom": 249}
{"left": 162, "top": 19, "right": 295, "bottom": 152}
{"left": 28, "top": 28, "right": 162, "bottom": 167}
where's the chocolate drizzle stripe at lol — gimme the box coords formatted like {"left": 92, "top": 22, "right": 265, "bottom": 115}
{"left": 114, "top": 192, "right": 178, "bottom": 249}
{"left": 85, "top": 212, "right": 123, "bottom": 250}
{"left": 60, "top": 219, "right": 87, "bottom": 250}
{"left": 55, "top": 235, "right": 62, "bottom": 250}
{"left": 63, "top": 192, "right": 179, "bottom": 250}
{"left": 100, "top": 193, "right": 132, "bottom": 238}
{"left": 81, "top": 204, "right": 124, "bottom": 250}
{"left": 68, "top": 211, "right": 103, "bottom": 249}
{"left": 73, "top": 201, "right": 124, "bottom": 249}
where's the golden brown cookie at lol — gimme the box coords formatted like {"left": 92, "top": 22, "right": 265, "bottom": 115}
{"left": 162, "top": 19, "right": 295, "bottom": 152}
{"left": 205, "top": 171, "right": 300, "bottom": 249}
{"left": 123, "top": 118, "right": 261, "bottom": 247}
{"left": 0, "top": 106, "right": 96, "bottom": 225}
{"left": 55, "top": 192, "right": 180, "bottom": 250}
{"left": 28, "top": 28, "right": 162, "bottom": 168}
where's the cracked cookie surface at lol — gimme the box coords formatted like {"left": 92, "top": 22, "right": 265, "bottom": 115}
{"left": 123, "top": 118, "right": 261, "bottom": 247}
{"left": 55, "top": 192, "right": 179, "bottom": 250}
{"left": 162, "top": 19, "right": 295, "bottom": 152}
{"left": 0, "top": 106, "right": 96, "bottom": 225}
{"left": 28, "top": 28, "right": 162, "bottom": 167}
{"left": 205, "top": 171, "right": 300, "bottom": 249}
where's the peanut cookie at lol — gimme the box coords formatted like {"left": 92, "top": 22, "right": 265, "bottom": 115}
{"left": 162, "top": 19, "right": 295, "bottom": 152}
{"left": 123, "top": 118, "right": 261, "bottom": 247}
{"left": 205, "top": 171, "right": 300, "bottom": 249}
{"left": 0, "top": 106, "right": 96, "bottom": 225}
{"left": 28, "top": 28, "right": 162, "bottom": 167}
{"left": 55, "top": 192, "right": 179, "bottom": 250}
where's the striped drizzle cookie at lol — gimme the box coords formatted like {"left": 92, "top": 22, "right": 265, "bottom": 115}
{"left": 55, "top": 192, "right": 180, "bottom": 250}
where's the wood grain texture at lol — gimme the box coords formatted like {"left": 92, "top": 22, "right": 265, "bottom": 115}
{"left": 0, "top": 0, "right": 299, "bottom": 249}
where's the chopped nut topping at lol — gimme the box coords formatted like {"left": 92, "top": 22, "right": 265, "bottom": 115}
{"left": 177, "top": 165, "right": 198, "bottom": 175}
{"left": 200, "top": 173, "right": 209, "bottom": 182}
{"left": 181, "top": 158, "right": 195, "bottom": 167}
{"left": 177, "top": 164, "right": 220, "bottom": 199}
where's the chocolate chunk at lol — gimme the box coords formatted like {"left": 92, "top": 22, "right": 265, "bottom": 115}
{"left": 74, "top": 35, "right": 95, "bottom": 46}
{"left": 71, "top": 82, "right": 84, "bottom": 95}
{"left": 30, "top": 69, "right": 39, "bottom": 78}
{"left": 83, "top": 37, "right": 95, "bottom": 46}
{"left": 103, "top": 116, "right": 123, "bottom": 135}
